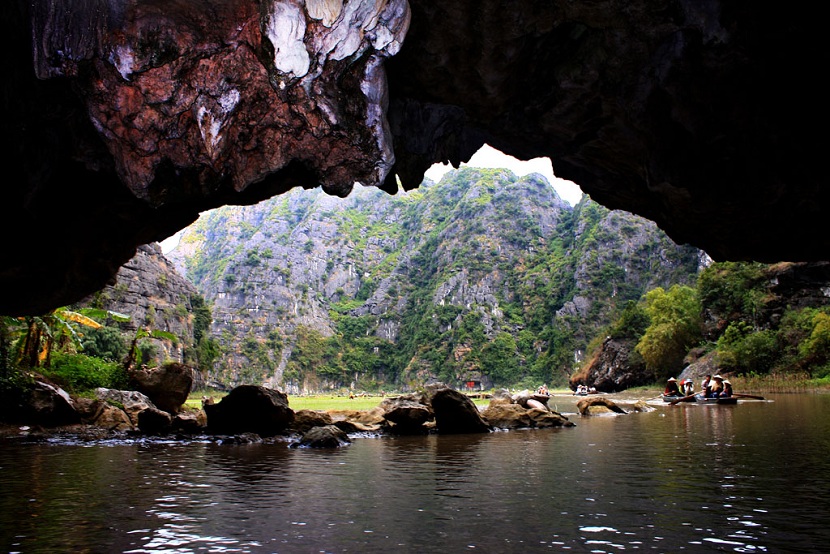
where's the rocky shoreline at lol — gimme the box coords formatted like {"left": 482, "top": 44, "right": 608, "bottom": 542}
{"left": 0, "top": 375, "right": 657, "bottom": 448}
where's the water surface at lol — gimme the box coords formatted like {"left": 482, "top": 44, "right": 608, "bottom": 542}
{"left": 2, "top": 394, "right": 828, "bottom": 552}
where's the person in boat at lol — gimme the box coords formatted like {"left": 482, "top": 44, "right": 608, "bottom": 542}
{"left": 700, "top": 375, "right": 712, "bottom": 397}
{"left": 719, "top": 379, "right": 733, "bottom": 398}
{"left": 537, "top": 384, "right": 549, "bottom": 396}
{"left": 664, "top": 377, "right": 682, "bottom": 397}
{"left": 707, "top": 375, "right": 724, "bottom": 398}
{"left": 681, "top": 379, "right": 694, "bottom": 396}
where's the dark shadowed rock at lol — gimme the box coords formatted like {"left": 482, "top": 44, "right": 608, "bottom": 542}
{"left": 137, "top": 407, "right": 173, "bottom": 435}
{"left": 7, "top": 380, "right": 81, "bottom": 427}
{"left": 204, "top": 385, "right": 294, "bottom": 437}
{"left": 292, "top": 425, "right": 351, "bottom": 448}
{"left": 173, "top": 411, "right": 206, "bottom": 434}
{"left": 1, "top": 1, "right": 826, "bottom": 316}
{"left": 129, "top": 362, "right": 194, "bottom": 414}
{"left": 572, "top": 337, "right": 653, "bottom": 393}
{"left": 430, "top": 388, "right": 491, "bottom": 434}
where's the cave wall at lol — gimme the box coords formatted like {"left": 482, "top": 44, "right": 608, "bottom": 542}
{"left": 1, "top": 0, "right": 827, "bottom": 315}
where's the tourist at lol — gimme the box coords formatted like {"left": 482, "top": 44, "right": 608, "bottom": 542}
{"left": 708, "top": 375, "right": 724, "bottom": 398}
{"left": 664, "top": 377, "right": 681, "bottom": 396}
{"left": 701, "top": 375, "right": 712, "bottom": 397}
{"left": 720, "top": 379, "right": 733, "bottom": 398}
{"left": 681, "top": 379, "right": 694, "bottom": 396}
{"left": 537, "top": 384, "right": 549, "bottom": 396}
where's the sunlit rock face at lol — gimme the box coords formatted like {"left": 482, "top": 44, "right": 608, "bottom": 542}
{"left": 1, "top": 0, "right": 826, "bottom": 314}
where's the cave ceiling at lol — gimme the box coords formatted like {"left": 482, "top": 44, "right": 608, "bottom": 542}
{"left": 1, "top": 0, "right": 827, "bottom": 315}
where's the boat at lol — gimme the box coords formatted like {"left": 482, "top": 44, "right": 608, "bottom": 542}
{"left": 696, "top": 395, "right": 738, "bottom": 405}
{"left": 664, "top": 394, "right": 739, "bottom": 405}
{"left": 661, "top": 394, "right": 692, "bottom": 403}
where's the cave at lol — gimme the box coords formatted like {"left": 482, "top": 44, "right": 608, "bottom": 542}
{"left": 1, "top": 0, "right": 826, "bottom": 315}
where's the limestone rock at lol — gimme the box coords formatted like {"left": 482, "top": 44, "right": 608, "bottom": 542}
{"left": 173, "top": 411, "right": 206, "bottom": 434}
{"left": 291, "top": 409, "right": 334, "bottom": 434}
{"left": 292, "top": 424, "right": 351, "bottom": 448}
{"left": 576, "top": 397, "right": 627, "bottom": 416}
{"left": 95, "top": 388, "right": 158, "bottom": 426}
{"left": 430, "top": 388, "right": 491, "bottom": 434}
{"left": 2, "top": 1, "right": 825, "bottom": 315}
{"left": 137, "top": 407, "right": 173, "bottom": 435}
{"left": 129, "top": 362, "right": 194, "bottom": 414}
{"left": 5, "top": 380, "right": 82, "bottom": 427}
{"left": 572, "top": 337, "right": 653, "bottom": 393}
{"left": 204, "top": 385, "right": 294, "bottom": 437}
{"left": 380, "top": 396, "right": 433, "bottom": 434}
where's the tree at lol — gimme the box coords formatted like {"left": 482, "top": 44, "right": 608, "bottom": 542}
{"left": 480, "top": 332, "right": 520, "bottom": 385}
{"left": 635, "top": 285, "right": 702, "bottom": 378}
{"left": 17, "top": 307, "right": 106, "bottom": 369}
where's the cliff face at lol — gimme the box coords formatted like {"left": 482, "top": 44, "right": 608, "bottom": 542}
{"left": 2, "top": 1, "right": 825, "bottom": 315}
{"left": 170, "top": 168, "right": 701, "bottom": 390}
{"left": 79, "top": 243, "right": 198, "bottom": 367}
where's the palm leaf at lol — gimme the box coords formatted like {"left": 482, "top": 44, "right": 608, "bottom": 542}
{"left": 77, "top": 307, "right": 131, "bottom": 323}
{"left": 149, "top": 329, "right": 178, "bottom": 342}
{"left": 59, "top": 310, "right": 102, "bottom": 329}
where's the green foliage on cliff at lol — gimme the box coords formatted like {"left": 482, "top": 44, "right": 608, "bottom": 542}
{"left": 174, "top": 167, "right": 702, "bottom": 391}
{"left": 635, "top": 285, "right": 702, "bottom": 379}
{"left": 592, "top": 261, "right": 830, "bottom": 381}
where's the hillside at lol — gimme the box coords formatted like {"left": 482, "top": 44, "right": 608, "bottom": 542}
{"left": 169, "top": 168, "right": 703, "bottom": 391}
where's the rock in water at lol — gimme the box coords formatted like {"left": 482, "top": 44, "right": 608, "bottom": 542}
{"left": 205, "top": 385, "right": 294, "bottom": 437}
{"left": 430, "top": 388, "right": 491, "bottom": 434}
{"left": 292, "top": 425, "right": 351, "bottom": 448}
{"left": 129, "top": 362, "right": 194, "bottom": 414}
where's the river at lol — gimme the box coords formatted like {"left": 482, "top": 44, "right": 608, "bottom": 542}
{"left": 2, "top": 393, "right": 829, "bottom": 553}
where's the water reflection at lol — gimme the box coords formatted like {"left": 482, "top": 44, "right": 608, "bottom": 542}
{"left": 3, "top": 395, "right": 830, "bottom": 552}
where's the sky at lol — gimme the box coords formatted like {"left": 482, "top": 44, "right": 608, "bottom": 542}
{"left": 161, "top": 144, "right": 583, "bottom": 253}
{"left": 424, "top": 144, "right": 584, "bottom": 206}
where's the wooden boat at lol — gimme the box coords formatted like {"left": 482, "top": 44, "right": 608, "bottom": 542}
{"left": 662, "top": 394, "right": 692, "bottom": 403}
{"left": 666, "top": 394, "right": 740, "bottom": 405}
{"left": 696, "top": 395, "right": 738, "bottom": 405}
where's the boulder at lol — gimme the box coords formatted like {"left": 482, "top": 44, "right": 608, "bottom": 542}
{"left": 332, "top": 420, "right": 382, "bottom": 434}
{"left": 129, "top": 362, "right": 194, "bottom": 414}
{"left": 571, "top": 337, "right": 653, "bottom": 392}
{"left": 327, "top": 407, "right": 386, "bottom": 427}
{"left": 430, "top": 388, "right": 491, "bottom": 434}
{"left": 137, "top": 407, "right": 173, "bottom": 435}
{"left": 95, "top": 388, "right": 158, "bottom": 426}
{"left": 576, "top": 397, "right": 628, "bottom": 416}
{"left": 380, "top": 397, "right": 433, "bottom": 435}
{"left": 0, "top": 378, "right": 82, "bottom": 427}
{"left": 511, "top": 390, "right": 552, "bottom": 411}
{"left": 292, "top": 409, "right": 334, "bottom": 434}
{"left": 173, "top": 411, "right": 207, "bottom": 434}
{"left": 74, "top": 398, "right": 135, "bottom": 431}
{"left": 204, "top": 385, "right": 294, "bottom": 437}
{"left": 482, "top": 403, "right": 575, "bottom": 429}
{"left": 22, "top": 380, "right": 80, "bottom": 427}
{"left": 292, "top": 425, "right": 351, "bottom": 448}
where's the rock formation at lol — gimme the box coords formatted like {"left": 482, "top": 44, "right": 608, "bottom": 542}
{"left": 169, "top": 169, "right": 700, "bottom": 390}
{"left": 1, "top": 1, "right": 825, "bottom": 315}
{"left": 204, "top": 384, "right": 295, "bottom": 436}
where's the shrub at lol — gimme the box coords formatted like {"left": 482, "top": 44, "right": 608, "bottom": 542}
{"left": 44, "top": 352, "right": 127, "bottom": 392}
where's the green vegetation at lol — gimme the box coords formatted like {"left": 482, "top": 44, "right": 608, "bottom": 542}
{"left": 592, "top": 261, "right": 830, "bottom": 383}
